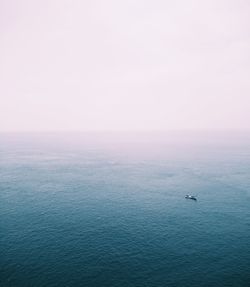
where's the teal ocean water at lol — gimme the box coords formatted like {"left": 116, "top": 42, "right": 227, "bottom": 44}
{"left": 1, "top": 132, "right": 250, "bottom": 287}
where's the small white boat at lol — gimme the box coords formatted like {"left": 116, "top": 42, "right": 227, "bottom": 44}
{"left": 185, "top": 195, "right": 197, "bottom": 201}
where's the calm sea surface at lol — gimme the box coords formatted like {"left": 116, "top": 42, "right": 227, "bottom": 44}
{"left": 1, "top": 132, "right": 250, "bottom": 287}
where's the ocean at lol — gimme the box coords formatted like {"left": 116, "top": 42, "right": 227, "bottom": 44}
{"left": 1, "top": 132, "right": 250, "bottom": 287}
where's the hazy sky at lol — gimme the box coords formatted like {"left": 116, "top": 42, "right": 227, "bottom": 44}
{"left": 0, "top": 0, "right": 249, "bottom": 131}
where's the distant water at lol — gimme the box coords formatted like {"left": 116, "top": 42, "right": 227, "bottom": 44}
{"left": 1, "top": 132, "right": 250, "bottom": 287}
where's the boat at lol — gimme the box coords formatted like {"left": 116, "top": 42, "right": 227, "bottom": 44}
{"left": 185, "top": 195, "right": 197, "bottom": 201}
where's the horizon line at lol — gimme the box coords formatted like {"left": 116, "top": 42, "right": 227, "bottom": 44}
{"left": 0, "top": 129, "right": 249, "bottom": 133}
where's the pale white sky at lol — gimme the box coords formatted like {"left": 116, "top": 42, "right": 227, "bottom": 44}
{"left": 0, "top": 0, "right": 249, "bottom": 131}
